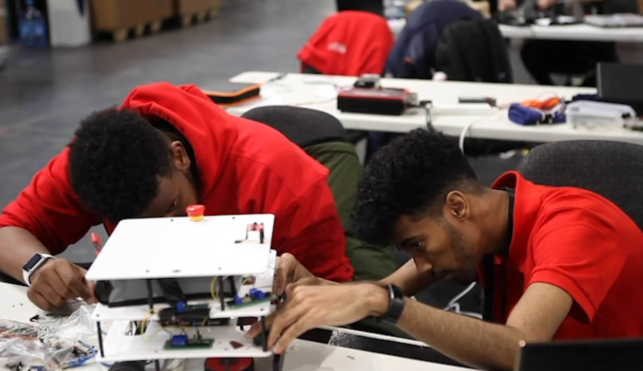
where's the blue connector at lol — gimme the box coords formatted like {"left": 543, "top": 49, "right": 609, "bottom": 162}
{"left": 176, "top": 301, "right": 186, "bottom": 313}
{"left": 249, "top": 288, "right": 258, "bottom": 299}
{"left": 171, "top": 334, "right": 188, "bottom": 347}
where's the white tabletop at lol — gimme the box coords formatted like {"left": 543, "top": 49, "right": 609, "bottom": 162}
{"left": 283, "top": 338, "right": 470, "bottom": 371}
{"left": 226, "top": 72, "right": 643, "bottom": 145}
{"left": 0, "top": 282, "right": 471, "bottom": 371}
{"left": 499, "top": 23, "right": 643, "bottom": 42}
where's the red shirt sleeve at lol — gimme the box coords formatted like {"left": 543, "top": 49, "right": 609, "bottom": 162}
{"left": 0, "top": 148, "right": 101, "bottom": 255}
{"left": 528, "top": 213, "right": 626, "bottom": 322}
{"left": 271, "top": 179, "right": 354, "bottom": 282}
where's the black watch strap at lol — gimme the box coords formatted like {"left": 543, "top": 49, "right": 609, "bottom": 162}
{"left": 382, "top": 284, "right": 405, "bottom": 324}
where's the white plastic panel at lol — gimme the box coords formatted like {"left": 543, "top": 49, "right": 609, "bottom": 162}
{"left": 98, "top": 320, "right": 270, "bottom": 362}
{"left": 87, "top": 214, "right": 274, "bottom": 280}
{"left": 92, "top": 250, "right": 277, "bottom": 321}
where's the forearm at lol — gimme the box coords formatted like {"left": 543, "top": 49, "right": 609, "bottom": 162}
{"left": 0, "top": 227, "right": 51, "bottom": 282}
{"left": 397, "top": 299, "right": 523, "bottom": 371}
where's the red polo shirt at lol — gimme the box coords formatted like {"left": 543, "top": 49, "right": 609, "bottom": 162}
{"left": 484, "top": 171, "right": 643, "bottom": 339}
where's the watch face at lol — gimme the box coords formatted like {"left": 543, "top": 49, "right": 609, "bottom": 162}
{"left": 23, "top": 254, "right": 42, "bottom": 271}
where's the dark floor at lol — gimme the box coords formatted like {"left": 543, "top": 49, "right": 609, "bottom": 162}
{"left": 0, "top": 0, "right": 341, "bottom": 261}
{"left": 1, "top": 0, "right": 642, "bottom": 263}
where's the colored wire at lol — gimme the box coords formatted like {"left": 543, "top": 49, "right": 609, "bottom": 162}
{"left": 210, "top": 276, "right": 219, "bottom": 300}
{"left": 140, "top": 312, "right": 155, "bottom": 334}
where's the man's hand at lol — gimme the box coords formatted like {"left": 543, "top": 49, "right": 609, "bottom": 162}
{"left": 273, "top": 253, "right": 327, "bottom": 296}
{"left": 499, "top": 0, "right": 517, "bottom": 11}
{"left": 27, "top": 258, "right": 96, "bottom": 310}
{"left": 246, "top": 283, "right": 389, "bottom": 354}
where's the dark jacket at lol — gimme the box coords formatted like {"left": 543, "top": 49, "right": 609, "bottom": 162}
{"left": 436, "top": 19, "right": 513, "bottom": 83}
{"left": 385, "top": 0, "right": 481, "bottom": 79}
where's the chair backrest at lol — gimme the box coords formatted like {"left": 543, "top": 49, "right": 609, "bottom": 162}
{"left": 241, "top": 106, "right": 348, "bottom": 148}
{"left": 335, "top": 0, "right": 384, "bottom": 15}
{"left": 436, "top": 19, "right": 513, "bottom": 83}
{"left": 517, "top": 140, "right": 643, "bottom": 229}
{"left": 385, "top": 0, "right": 481, "bottom": 79}
{"left": 297, "top": 11, "right": 394, "bottom": 76}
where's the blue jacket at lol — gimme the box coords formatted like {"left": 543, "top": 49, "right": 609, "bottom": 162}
{"left": 386, "top": 0, "right": 482, "bottom": 79}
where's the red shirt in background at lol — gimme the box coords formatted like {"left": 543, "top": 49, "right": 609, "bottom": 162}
{"left": 484, "top": 171, "right": 643, "bottom": 339}
{"left": 0, "top": 83, "right": 354, "bottom": 282}
{"left": 298, "top": 11, "right": 394, "bottom": 76}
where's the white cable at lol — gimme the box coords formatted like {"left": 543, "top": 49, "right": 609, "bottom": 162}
{"left": 458, "top": 111, "right": 502, "bottom": 155}
{"left": 443, "top": 282, "right": 484, "bottom": 320}
{"left": 444, "top": 282, "right": 478, "bottom": 309}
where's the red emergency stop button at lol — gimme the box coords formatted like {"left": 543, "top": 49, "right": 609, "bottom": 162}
{"left": 186, "top": 204, "right": 205, "bottom": 221}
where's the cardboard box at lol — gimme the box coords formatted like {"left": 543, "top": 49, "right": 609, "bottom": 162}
{"left": 0, "top": 0, "right": 7, "bottom": 46}
{"left": 91, "top": 0, "right": 173, "bottom": 31}
{"left": 174, "top": 0, "right": 220, "bottom": 15}
{"left": 0, "top": 13, "right": 6, "bottom": 45}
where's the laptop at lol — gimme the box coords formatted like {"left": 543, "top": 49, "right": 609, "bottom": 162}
{"left": 597, "top": 62, "right": 643, "bottom": 114}
{"left": 516, "top": 337, "right": 643, "bottom": 371}
{"left": 585, "top": 14, "right": 643, "bottom": 28}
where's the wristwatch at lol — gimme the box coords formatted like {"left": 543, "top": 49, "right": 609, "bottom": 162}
{"left": 22, "top": 253, "right": 55, "bottom": 286}
{"left": 381, "top": 284, "right": 405, "bottom": 324}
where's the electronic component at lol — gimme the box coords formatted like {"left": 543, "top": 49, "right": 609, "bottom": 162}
{"left": 171, "top": 335, "right": 188, "bottom": 347}
{"left": 226, "top": 292, "right": 275, "bottom": 309}
{"left": 353, "top": 74, "right": 381, "bottom": 89}
{"left": 85, "top": 213, "right": 277, "bottom": 363}
{"left": 338, "top": 87, "right": 418, "bottom": 115}
{"left": 94, "top": 276, "right": 242, "bottom": 308}
{"left": 163, "top": 338, "right": 215, "bottom": 350}
{"left": 158, "top": 305, "right": 230, "bottom": 327}
{"left": 249, "top": 288, "right": 265, "bottom": 300}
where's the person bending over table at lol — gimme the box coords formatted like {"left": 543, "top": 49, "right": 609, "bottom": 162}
{"left": 247, "top": 129, "right": 643, "bottom": 371}
{"left": 0, "top": 82, "right": 354, "bottom": 310}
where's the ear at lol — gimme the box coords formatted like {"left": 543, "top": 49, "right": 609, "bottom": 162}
{"left": 444, "top": 191, "right": 469, "bottom": 221}
{"left": 170, "top": 141, "right": 191, "bottom": 171}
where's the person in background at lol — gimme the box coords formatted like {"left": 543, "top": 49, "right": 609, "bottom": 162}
{"left": 247, "top": 129, "right": 643, "bottom": 371}
{"left": 0, "top": 82, "right": 354, "bottom": 310}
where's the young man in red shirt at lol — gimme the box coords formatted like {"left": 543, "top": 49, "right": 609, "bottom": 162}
{"left": 0, "top": 82, "right": 353, "bottom": 311}
{"left": 248, "top": 129, "right": 643, "bottom": 370}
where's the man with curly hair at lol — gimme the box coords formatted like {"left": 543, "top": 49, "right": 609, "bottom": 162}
{"left": 248, "top": 129, "right": 643, "bottom": 370}
{"left": 0, "top": 82, "right": 353, "bottom": 310}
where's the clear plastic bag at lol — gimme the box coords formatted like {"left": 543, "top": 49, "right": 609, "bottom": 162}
{"left": 0, "top": 319, "right": 72, "bottom": 370}
{"left": 0, "top": 304, "right": 97, "bottom": 371}
{"left": 38, "top": 304, "right": 96, "bottom": 345}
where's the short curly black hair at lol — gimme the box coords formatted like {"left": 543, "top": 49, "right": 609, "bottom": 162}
{"left": 69, "top": 108, "right": 173, "bottom": 222}
{"left": 352, "top": 129, "right": 480, "bottom": 246}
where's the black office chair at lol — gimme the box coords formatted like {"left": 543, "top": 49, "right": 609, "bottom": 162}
{"left": 518, "top": 140, "right": 643, "bottom": 229}
{"left": 241, "top": 106, "right": 397, "bottom": 282}
{"left": 241, "top": 105, "right": 348, "bottom": 147}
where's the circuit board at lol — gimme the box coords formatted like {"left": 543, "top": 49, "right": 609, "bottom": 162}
{"left": 227, "top": 295, "right": 277, "bottom": 310}
{"left": 163, "top": 338, "right": 214, "bottom": 350}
